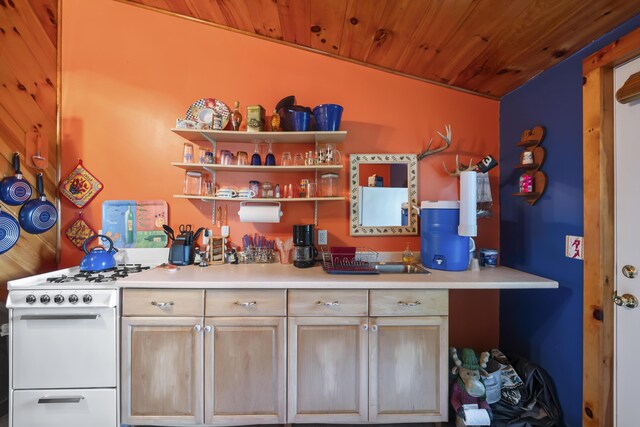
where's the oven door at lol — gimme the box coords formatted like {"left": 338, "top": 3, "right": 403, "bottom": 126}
{"left": 11, "top": 307, "right": 116, "bottom": 389}
{"left": 12, "top": 388, "right": 116, "bottom": 427}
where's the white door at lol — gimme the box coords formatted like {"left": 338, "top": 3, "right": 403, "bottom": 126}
{"left": 614, "top": 54, "right": 640, "bottom": 427}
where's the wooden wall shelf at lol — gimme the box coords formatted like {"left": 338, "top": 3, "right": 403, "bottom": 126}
{"left": 513, "top": 127, "right": 547, "bottom": 205}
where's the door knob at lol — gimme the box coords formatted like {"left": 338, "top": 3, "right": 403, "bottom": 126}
{"left": 613, "top": 291, "right": 639, "bottom": 308}
{"left": 622, "top": 265, "right": 638, "bottom": 279}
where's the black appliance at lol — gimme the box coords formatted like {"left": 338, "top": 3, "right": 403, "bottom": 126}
{"left": 293, "top": 224, "right": 316, "bottom": 268}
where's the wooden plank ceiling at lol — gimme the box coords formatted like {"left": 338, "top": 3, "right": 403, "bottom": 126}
{"left": 0, "top": 0, "right": 58, "bottom": 294}
{"left": 123, "top": 0, "right": 640, "bottom": 97}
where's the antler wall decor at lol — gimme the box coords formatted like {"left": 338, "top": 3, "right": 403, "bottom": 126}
{"left": 417, "top": 124, "right": 452, "bottom": 161}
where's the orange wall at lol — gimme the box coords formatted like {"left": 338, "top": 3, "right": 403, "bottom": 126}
{"left": 60, "top": 0, "right": 500, "bottom": 348}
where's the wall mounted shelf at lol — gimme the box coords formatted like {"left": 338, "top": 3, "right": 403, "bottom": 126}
{"left": 513, "top": 126, "right": 547, "bottom": 206}
{"left": 171, "top": 162, "right": 343, "bottom": 173}
{"left": 171, "top": 129, "right": 347, "bottom": 224}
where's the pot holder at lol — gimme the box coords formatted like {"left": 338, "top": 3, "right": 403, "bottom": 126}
{"left": 64, "top": 212, "right": 97, "bottom": 250}
{"left": 59, "top": 160, "right": 103, "bottom": 208}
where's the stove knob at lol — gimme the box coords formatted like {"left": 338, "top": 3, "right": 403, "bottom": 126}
{"left": 83, "top": 294, "right": 92, "bottom": 304}
{"left": 40, "top": 295, "right": 50, "bottom": 304}
{"left": 54, "top": 294, "right": 65, "bottom": 304}
{"left": 25, "top": 294, "right": 36, "bottom": 304}
{"left": 68, "top": 294, "right": 79, "bottom": 304}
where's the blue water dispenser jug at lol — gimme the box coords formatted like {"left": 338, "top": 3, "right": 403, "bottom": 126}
{"left": 420, "top": 201, "right": 473, "bottom": 271}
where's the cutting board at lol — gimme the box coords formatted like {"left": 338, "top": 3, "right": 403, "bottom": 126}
{"left": 102, "top": 200, "right": 168, "bottom": 248}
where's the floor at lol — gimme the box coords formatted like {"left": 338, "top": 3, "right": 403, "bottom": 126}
{"left": 0, "top": 414, "right": 6, "bottom": 427}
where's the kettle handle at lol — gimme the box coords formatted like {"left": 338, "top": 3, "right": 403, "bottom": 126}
{"left": 83, "top": 234, "right": 115, "bottom": 255}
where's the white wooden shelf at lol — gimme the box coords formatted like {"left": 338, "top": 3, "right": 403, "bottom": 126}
{"left": 174, "top": 195, "right": 346, "bottom": 203}
{"left": 171, "top": 129, "right": 347, "bottom": 144}
{"left": 172, "top": 162, "right": 343, "bottom": 173}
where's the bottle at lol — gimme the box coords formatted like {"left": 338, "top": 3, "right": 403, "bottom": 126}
{"left": 402, "top": 243, "right": 415, "bottom": 266}
{"left": 270, "top": 109, "right": 281, "bottom": 131}
{"left": 125, "top": 204, "right": 134, "bottom": 245}
{"left": 230, "top": 101, "right": 242, "bottom": 131}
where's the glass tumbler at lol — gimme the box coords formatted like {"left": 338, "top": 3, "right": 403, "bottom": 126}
{"left": 236, "top": 151, "right": 248, "bottom": 165}
{"left": 281, "top": 152, "right": 292, "bottom": 166}
{"left": 182, "top": 143, "right": 194, "bottom": 163}
{"left": 294, "top": 153, "right": 305, "bottom": 166}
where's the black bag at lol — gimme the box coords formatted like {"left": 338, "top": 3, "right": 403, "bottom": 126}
{"left": 491, "top": 353, "right": 562, "bottom": 427}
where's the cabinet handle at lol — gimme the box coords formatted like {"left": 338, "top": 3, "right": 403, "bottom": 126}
{"left": 204, "top": 325, "right": 212, "bottom": 333}
{"left": 151, "top": 301, "right": 175, "bottom": 308}
{"left": 234, "top": 301, "right": 257, "bottom": 308}
{"left": 38, "top": 396, "right": 84, "bottom": 404}
{"left": 194, "top": 325, "right": 202, "bottom": 332}
{"left": 316, "top": 300, "right": 340, "bottom": 306}
{"left": 362, "top": 324, "right": 368, "bottom": 331}
{"left": 398, "top": 300, "right": 421, "bottom": 307}
{"left": 371, "top": 324, "right": 378, "bottom": 332}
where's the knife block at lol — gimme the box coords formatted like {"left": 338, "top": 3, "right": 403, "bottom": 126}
{"left": 168, "top": 236, "right": 194, "bottom": 266}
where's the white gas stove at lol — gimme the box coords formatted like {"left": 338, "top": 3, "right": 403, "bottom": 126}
{"left": 6, "top": 248, "right": 168, "bottom": 427}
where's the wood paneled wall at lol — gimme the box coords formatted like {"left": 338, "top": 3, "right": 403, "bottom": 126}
{"left": 0, "top": 0, "right": 58, "bottom": 299}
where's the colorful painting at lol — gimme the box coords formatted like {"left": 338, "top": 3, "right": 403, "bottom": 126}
{"left": 59, "top": 160, "right": 103, "bottom": 208}
{"left": 102, "top": 200, "right": 168, "bottom": 248}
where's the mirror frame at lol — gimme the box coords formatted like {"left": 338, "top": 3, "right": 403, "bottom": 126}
{"left": 349, "top": 154, "right": 418, "bottom": 236}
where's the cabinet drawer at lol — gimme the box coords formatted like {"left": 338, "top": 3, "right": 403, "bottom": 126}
{"left": 122, "top": 289, "right": 204, "bottom": 316}
{"left": 288, "top": 290, "right": 368, "bottom": 316}
{"left": 206, "top": 289, "right": 286, "bottom": 316}
{"left": 370, "top": 290, "right": 448, "bottom": 316}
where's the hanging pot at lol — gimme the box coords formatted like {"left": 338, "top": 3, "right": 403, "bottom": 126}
{"left": 19, "top": 173, "right": 57, "bottom": 234}
{"left": 80, "top": 234, "right": 118, "bottom": 272}
{"left": 0, "top": 153, "right": 32, "bottom": 206}
{"left": 0, "top": 207, "right": 20, "bottom": 255}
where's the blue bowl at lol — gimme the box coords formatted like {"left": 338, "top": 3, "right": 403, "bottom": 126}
{"left": 313, "top": 104, "right": 343, "bottom": 131}
{"left": 280, "top": 107, "right": 311, "bottom": 131}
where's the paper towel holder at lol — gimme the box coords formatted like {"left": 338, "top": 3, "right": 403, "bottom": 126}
{"left": 238, "top": 201, "right": 283, "bottom": 223}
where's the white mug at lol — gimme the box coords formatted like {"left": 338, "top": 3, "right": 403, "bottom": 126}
{"left": 215, "top": 188, "right": 237, "bottom": 198}
{"left": 237, "top": 188, "right": 256, "bottom": 199}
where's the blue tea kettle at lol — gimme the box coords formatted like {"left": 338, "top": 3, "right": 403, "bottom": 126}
{"left": 80, "top": 234, "right": 118, "bottom": 272}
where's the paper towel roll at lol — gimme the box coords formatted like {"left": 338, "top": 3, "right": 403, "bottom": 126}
{"left": 238, "top": 202, "right": 283, "bottom": 223}
{"left": 459, "top": 171, "right": 477, "bottom": 236}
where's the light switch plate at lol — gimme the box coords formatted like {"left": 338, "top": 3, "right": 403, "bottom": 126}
{"left": 566, "top": 235, "right": 583, "bottom": 260}
{"left": 318, "top": 229, "right": 328, "bottom": 246}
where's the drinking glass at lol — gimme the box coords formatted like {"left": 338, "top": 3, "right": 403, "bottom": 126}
{"left": 294, "top": 153, "right": 304, "bottom": 166}
{"left": 182, "top": 143, "right": 194, "bottom": 163}
{"left": 265, "top": 142, "right": 276, "bottom": 166}
{"left": 307, "top": 182, "right": 318, "bottom": 198}
{"left": 281, "top": 152, "right": 292, "bottom": 166}
{"left": 251, "top": 142, "right": 262, "bottom": 166}
{"left": 236, "top": 151, "right": 248, "bottom": 165}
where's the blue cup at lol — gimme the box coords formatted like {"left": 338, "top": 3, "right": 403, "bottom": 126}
{"left": 282, "top": 108, "right": 310, "bottom": 131}
{"left": 313, "top": 104, "right": 343, "bottom": 131}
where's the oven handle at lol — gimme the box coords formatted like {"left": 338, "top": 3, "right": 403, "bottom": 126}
{"left": 38, "top": 396, "right": 85, "bottom": 404}
{"left": 20, "top": 314, "right": 101, "bottom": 320}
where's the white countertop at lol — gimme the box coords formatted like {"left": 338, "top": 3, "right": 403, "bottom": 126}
{"left": 118, "top": 263, "right": 558, "bottom": 290}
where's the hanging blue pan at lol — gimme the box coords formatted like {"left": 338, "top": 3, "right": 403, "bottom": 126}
{"left": 0, "top": 153, "right": 32, "bottom": 206}
{"left": 0, "top": 206, "right": 20, "bottom": 255}
{"left": 19, "top": 173, "right": 57, "bottom": 234}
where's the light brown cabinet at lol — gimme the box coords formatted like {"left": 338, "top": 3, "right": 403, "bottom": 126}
{"left": 121, "top": 289, "right": 286, "bottom": 426}
{"left": 121, "top": 288, "right": 448, "bottom": 426}
{"left": 287, "top": 289, "right": 448, "bottom": 424}
{"left": 121, "top": 316, "right": 204, "bottom": 425}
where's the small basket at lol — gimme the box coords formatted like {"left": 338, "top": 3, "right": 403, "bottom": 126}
{"left": 240, "top": 247, "right": 276, "bottom": 264}
{"left": 321, "top": 247, "right": 379, "bottom": 274}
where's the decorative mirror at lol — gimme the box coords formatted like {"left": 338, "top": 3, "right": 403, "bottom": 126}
{"left": 350, "top": 154, "right": 418, "bottom": 236}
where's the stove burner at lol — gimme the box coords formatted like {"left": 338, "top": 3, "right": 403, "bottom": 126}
{"left": 46, "top": 275, "right": 80, "bottom": 283}
{"left": 47, "top": 264, "right": 152, "bottom": 284}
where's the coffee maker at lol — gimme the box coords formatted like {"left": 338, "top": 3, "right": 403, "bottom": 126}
{"left": 292, "top": 224, "right": 316, "bottom": 268}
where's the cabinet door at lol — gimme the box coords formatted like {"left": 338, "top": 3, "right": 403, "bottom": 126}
{"left": 288, "top": 316, "right": 368, "bottom": 424}
{"left": 204, "top": 317, "right": 286, "bottom": 425}
{"left": 121, "top": 317, "right": 203, "bottom": 426}
{"left": 369, "top": 316, "right": 449, "bottom": 423}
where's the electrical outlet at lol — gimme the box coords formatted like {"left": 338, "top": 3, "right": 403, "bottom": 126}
{"left": 565, "top": 235, "right": 583, "bottom": 260}
{"left": 318, "top": 229, "right": 328, "bottom": 246}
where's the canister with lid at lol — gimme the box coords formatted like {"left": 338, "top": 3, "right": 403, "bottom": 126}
{"left": 320, "top": 173, "right": 339, "bottom": 197}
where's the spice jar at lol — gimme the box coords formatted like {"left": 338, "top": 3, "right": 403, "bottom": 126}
{"left": 321, "top": 173, "right": 339, "bottom": 197}
{"left": 261, "top": 181, "right": 274, "bottom": 198}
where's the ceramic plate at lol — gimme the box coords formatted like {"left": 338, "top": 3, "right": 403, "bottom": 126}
{"left": 185, "top": 98, "right": 230, "bottom": 129}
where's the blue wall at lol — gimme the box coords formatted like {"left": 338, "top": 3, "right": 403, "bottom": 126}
{"left": 499, "top": 15, "right": 640, "bottom": 427}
